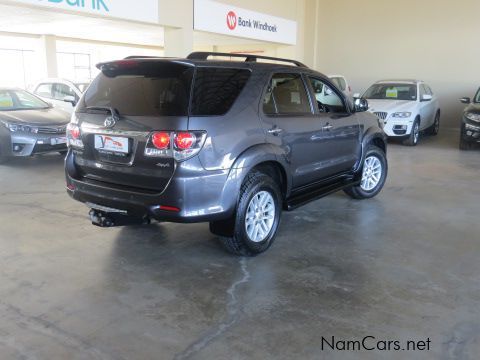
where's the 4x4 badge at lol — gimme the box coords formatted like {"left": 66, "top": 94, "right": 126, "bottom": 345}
{"left": 104, "top": 116, "right": 116, "bottom": 128}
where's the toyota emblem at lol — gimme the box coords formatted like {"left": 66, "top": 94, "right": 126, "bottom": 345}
{"left": 104, "top": 116, "right": 116, "bottom": 128}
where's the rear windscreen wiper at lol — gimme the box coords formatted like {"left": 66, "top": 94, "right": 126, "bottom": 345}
{"left": 86, "top": 106, "right": 120, "bottom": 121}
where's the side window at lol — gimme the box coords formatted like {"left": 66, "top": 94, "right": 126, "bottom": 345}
{"left": 263, "top": 73, "right": 311, "bottom": 115}
{"left": 191, "top": 67, "right": 251, "bottom": 116}
{"left": 35, "top": 83, "right": 53, "bottom": 99}
{"left": 426, "top": 85, "right": 433, "bottom": 95}
{"left": 53, "top": 84, "right": 76, "bottom": 101}
{"left": 308, "top": 77, "right": 346, "bottom": 113}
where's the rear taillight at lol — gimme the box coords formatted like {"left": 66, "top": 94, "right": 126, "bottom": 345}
{"left": 145, "top": 131, "right": 206, "bottom": 161}
{"left": 174, "top": 132, "right": 196, "bottom": 150}
{"left": 152, "top": 132, "right": 170, "bottom": 149}
{"left": 66, "top": 123, "right": 84, "bottom": 149}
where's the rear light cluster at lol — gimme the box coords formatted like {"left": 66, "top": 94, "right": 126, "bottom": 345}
{"left": 66, "top": 123, "right": 84, "bottom": 149}
{"left": 145, "top": 131, "right": 207, "bottom": 161}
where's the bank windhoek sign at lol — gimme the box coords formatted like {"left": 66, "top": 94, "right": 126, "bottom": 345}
{"left": 11, "top": 0, "right": 159, "bottom": 24}
{"left": 194, "top": 0, "right": 297, "bottom": 45}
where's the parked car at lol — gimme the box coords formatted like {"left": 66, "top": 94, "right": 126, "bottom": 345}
{"left": 459, "top": 89, "right": 480, "bottom": 150}
{"left": 0, "top": 88, "right": 70, "bottom": 163}
{"left": 329, "top": 74, "right": 352, "bottom": 100}
{"left": 65, "top": 52, "right": 388, "bottom": 256}
{"left": 357, "top": 80, "right": 440, "bottom": 146}
{"left": 31, "top": 78, "right": 89, "bottom": 114}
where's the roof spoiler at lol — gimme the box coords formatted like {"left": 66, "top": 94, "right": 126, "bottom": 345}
{"left": 187, "top": 52, "right": 308, "bottom": 68}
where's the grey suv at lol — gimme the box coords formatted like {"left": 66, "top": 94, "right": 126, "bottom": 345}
{"left": 65, "top": 52, "right": 388, "bottom": 256}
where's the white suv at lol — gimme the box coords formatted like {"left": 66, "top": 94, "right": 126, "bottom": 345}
{"left": 31, "top": 79, "right": 89, "bottom": 114}
{"left": 359, "top": 80, "right": 440, "bottom": 146}
{"left": 329, "top": 75, "right": 352, "bottom": 100}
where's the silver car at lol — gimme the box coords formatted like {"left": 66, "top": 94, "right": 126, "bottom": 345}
{"left": 0, "top": 88, "right": 70, "bottom": 164}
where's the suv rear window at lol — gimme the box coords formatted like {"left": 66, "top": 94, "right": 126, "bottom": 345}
{"left": 190, "top": 68, "right": 251, "bottom": 116}
{"left": 78, "top": 62, "right": 194, "bottom": 116}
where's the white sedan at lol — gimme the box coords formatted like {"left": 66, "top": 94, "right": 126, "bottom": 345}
{"left": 358, "top": 80, "right": 440, "bottom": 146}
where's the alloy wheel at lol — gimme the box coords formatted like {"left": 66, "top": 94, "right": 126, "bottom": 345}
{"left": 245, "top": 191, "right": 276, "bottom": 243}
{"left": 360, "top": 156, "right": 383, "bottom": 191}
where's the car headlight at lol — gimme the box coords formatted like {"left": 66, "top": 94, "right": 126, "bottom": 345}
{"left": 1, "top": 121, "right": 38, "bottom": 133}
{"left": 392, "top": 112, "right": 412, "bottom": 118}
{"left": 465, "top": 112, "right": 480, "bottom": 122}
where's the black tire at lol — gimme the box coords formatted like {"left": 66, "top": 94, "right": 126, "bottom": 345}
{"left": 344, "top": 145, "right": 388, "bottom": 200}
{"left": 427, "top": 111, "right": 440, "bottom": 136}
{"left": 211, "top": 171, "right": 282, "bottom": 256}
{"left": 403, "top": 118, "right": 420, "bottom": 146}
{"left": 459, "top": 126, "right": 473, "bottom": 150}
{"left": 58, "top": 150, "right": 68, "bottom": 156}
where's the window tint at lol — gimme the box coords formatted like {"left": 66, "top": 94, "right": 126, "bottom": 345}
{"left": 35, "top": 83, "right": 53, "bottom": 98}
{"left": 79, "top": 62, "right": 194, "bottom": 116}
{"left": 191, "top": 68, "right": 251, "bottom": 116}
{"left": 53, "top": 83, "right": 76, "bottom": 100}
{"left": 263, "top": 73, "right": 311, "bottom": 115}
{"left": 309, "top": 77, "right": 346, "bottom": 113}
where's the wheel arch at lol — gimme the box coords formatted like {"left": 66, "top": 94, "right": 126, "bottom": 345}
{"left": 356, "top": 126, "right": 387, "bottom": 175}
{"left": 220, "top": 144, "right": 292, "bottom": 217}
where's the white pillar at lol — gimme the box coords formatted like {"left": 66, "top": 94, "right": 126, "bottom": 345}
{"left": 40, "top": 35, "right": 58, "bottom": 78}
{"left": 163, "top": 27, "right": 194, "bottom": 58}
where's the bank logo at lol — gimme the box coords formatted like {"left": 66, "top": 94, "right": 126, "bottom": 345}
{"left": 226, "top": 11, "right": 237, "bottom": 30}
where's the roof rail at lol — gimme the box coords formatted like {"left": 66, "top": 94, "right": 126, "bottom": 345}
{"left": 124, "top": 56, "right": 171, "bottom": 59}
{"left": 187, "top": 52, "right": 307, "bottom": 68}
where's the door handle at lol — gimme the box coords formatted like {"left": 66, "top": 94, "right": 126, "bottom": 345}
{"left": 268, "top": 127, "right": 283, "bottom": 135}
{"left": 322, "top": 124, "right": 333, "bottom": 131}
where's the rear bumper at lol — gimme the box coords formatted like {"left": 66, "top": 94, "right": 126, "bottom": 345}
{"left": 65, "top": 151, "right": 239, "bottom": 223}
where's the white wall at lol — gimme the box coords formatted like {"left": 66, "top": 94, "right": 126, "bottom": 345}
{"left": 312, "top": 0, "right": 480, "bottom": 127}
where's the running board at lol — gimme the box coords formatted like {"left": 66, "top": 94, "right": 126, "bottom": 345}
{"left": 285, "top": 179, "right": 359, "bottom": 211}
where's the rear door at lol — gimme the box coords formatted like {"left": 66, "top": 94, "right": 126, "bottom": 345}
{"left": 260, "top": 72, "right": 330, "bottom": 188}
{"left": 306, "top": 76, "right": 361, "bottom": 177}
{"left": 73, "top": 60, "right": 194, "bottom": 192}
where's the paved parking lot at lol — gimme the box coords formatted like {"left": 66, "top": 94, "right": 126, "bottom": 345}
{"left": 0, "top": 129, "right": 479, "bottom": 359}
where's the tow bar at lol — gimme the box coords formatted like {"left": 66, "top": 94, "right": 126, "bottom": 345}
{"left": 89, "top": 209, "right": 151, "bottom": 228}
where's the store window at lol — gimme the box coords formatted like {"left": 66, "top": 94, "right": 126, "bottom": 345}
{"left": 57, "top": 52, "right": 92, "bottom": 81}
{"left": 0, "top": 49, "right": 36, "bottom": 89}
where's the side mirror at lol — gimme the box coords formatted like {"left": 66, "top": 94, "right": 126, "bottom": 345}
{"left": 353, "top": 93, "right": 360, "bottom": 98}
{"left": 421, "top": 94, "right": 432, "bottom": 102}
{"left": 354, "top": 98, "right": 368, "bottom": 112}
{"left": 460, "top": 97, "right": 471, "bottom": 104}
{"left": 63, "top": 95, "right": 77, "bottom": 106}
